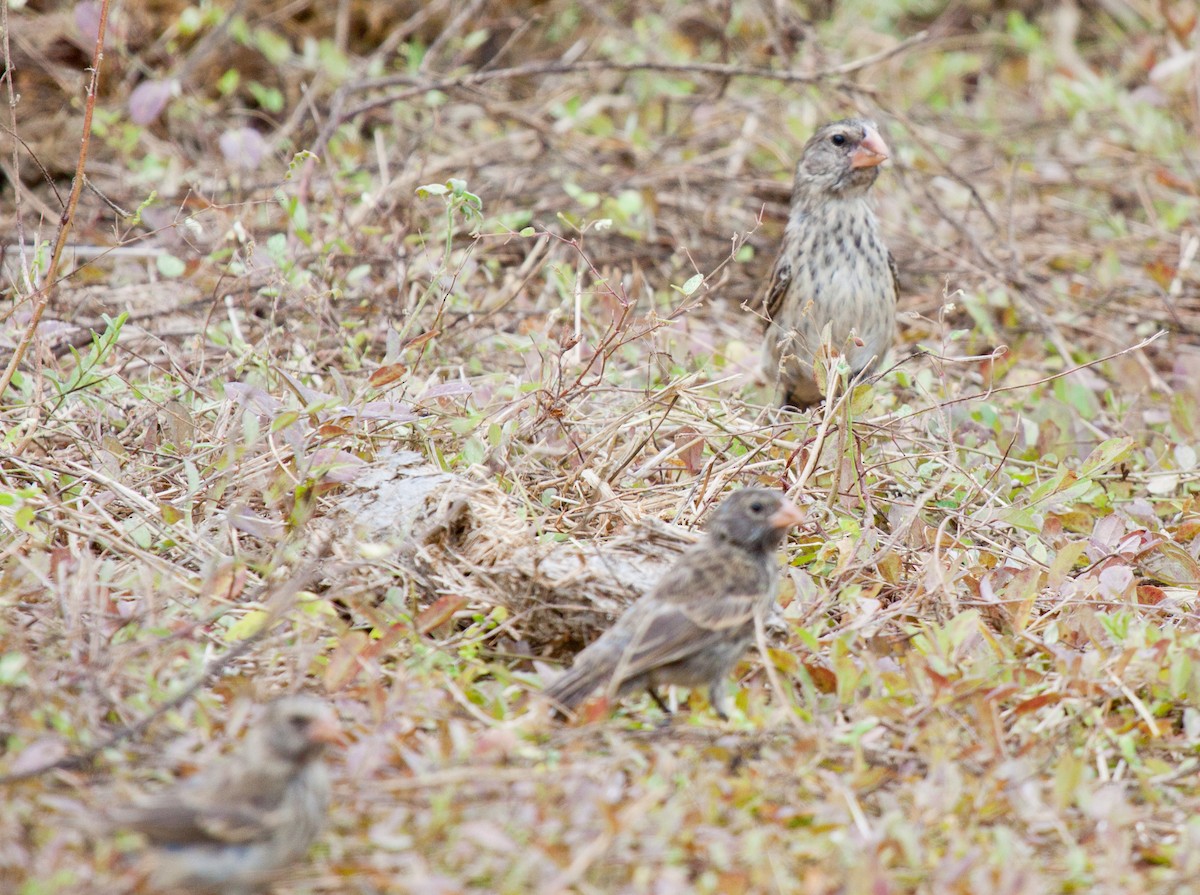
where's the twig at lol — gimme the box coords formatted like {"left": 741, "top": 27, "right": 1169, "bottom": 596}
{"left": 0, "top": 536, "right": 332, "bottom": 785}
{"left": 312, "top": 32, "right": 930, "bottom": 158}
{"left": 754, "top": 610, "right": 805, "bottom": 732}
{"left": 883, "top": 330, "right": 1166, "bottom": 424}
{"left": 788, "top": 358, "right": 852, "bottom": 496}
{"left": 1, "top": 1, "right": 28, "bottom": 292}
{"left": 0, "top": 0, "right": 110, "bottom": 405}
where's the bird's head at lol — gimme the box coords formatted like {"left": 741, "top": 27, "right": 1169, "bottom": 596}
{"left": 707, "top": 488, "right": 805, "bottom": 553}
{"left": 260, "top": 696, "right": 343, "bottom": 765}
{"left": 795, "top": 118, "right": 889, "bottom": 199}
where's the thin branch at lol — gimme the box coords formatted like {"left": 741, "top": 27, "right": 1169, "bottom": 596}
{"left": 0, "top": 0, "right": 110, "bottom": 404}
{"left": 884, "top": 330, "right": 1166, "bottom": 424}
{"left": 312, "top": 32, "right": 930, "bottom": 158}
{"left": 0, "top": 535, "right": 332, "bottom": 785}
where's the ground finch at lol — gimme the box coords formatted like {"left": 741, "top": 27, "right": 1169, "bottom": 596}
{"left": 544, "top": 489, "right": 804, "bottom": 719}
{"left": 110, "top": 696, "right": 341, "bottom": 894}
{"left": 760, "top": 117, "right": 899, "bottom": 408}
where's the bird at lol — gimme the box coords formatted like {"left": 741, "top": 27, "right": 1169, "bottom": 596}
{"left": 759, "top": 117, "right": 899, "bottom": 409}
{"left": 544, "top": 488, "right": 805, "bottom": 719}
{"left": 109, "top": 695, "right": 342, "bottom": 894}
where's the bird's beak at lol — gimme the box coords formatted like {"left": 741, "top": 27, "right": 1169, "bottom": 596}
{"left": 850, "top": 126, "right": 889, "bottom": 169}
{"left": 308, "top": 714, "right": 346, "bottom": 746}
{"left": 769, "top": 500, "right": 806, "bottom": 530}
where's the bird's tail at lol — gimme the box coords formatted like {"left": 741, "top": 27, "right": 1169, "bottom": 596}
{"left": 543, "top": 663, "right": 607, "bottom": 714}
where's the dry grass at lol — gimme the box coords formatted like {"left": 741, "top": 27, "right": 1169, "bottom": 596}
{"left": 3, "top": 1, "right": 1200, "bottom": 893}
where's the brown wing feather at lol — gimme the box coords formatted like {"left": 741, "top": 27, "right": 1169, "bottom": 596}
{"left": 117, "top": 758, "right": 291, "bottom": 846}
{"left": 119, "top": 797, "right": 278, "bottom": 846}
{"left": 605, "top": 592, "right": 758, "bottom": 682}
{"left": 599, "top": 545, "right": 766, "bottom": 679}
{"left": 762, "top": 257, "right": 792, "bottom": 322}
{"left": 546, "top": 542, "right": 774, "bottom": 708}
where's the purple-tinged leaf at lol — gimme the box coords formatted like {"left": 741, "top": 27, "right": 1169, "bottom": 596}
{"left": 310, "top": 449, "right": 366, "bottom": 483}
{"left": 357, "top": 401, "right": 419, "bottom": 423}
{"left": 420, "top": 381, "right": 473, "bottom": 400}
{"left": 219, "top": 127, "right": 269, "bottom": 171}
{"left": 129, "top": 80, "right": 176, "bottom": 125}
{"left": 227, "top": 504, "right": 284, "bottom": 539}
{"left": 224, "top": 381, "right": 283, "bottom": 415}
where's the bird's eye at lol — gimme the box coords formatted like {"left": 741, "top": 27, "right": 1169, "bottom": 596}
{"left": 749, "top": 500, "right": 766, "bottom": 513}
{"left": 288, "top": 714, "right": 308, "bottom": 729}
{"left": 830, "top": 133, "right": 847, "bottom": 146}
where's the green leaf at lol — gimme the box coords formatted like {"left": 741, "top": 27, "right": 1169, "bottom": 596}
{"left": 156, "top": 253, "right": 186, "bottom": 278}
{"left": 675, "top": 274, "right": 704, "bottom": 296}
{"left": 1079, "top": 436, "right": 1134, "bottom": 477}
{"left": 0, "top": 653, "right": 29, "bottom": 685}
{"left": 271, "top": 410, "right": 301, "bottom": 432}
{"left": 225, "top": 610, "right": 269, "bottom": 641}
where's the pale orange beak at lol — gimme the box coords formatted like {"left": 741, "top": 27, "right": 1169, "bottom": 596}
{"left": 850, "top": 126, "right": 889, "bottom": 169}
{"left": 308, "top": 713, "right": 346, "bottom": 746}
{"left": 769, "top": 500, "right": 806, "bottom": 530}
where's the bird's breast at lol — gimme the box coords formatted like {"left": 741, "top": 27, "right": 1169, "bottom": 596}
{"left": 787, "top": 201, "right": 890, "bottom": 301}
{"left": 773, "top": 198, "right": 895, "bottom": 369}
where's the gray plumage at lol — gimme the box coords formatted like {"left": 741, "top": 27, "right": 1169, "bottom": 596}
{"left": 110, "top": 696, "right": 341, "bottom": 894}
{"left": 545, "top": 489, "right": 805, "bottom": 719}
{"left": 760, "top": 117, "right": 899, "bottom": 408}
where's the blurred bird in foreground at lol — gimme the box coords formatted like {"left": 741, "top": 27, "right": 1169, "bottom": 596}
{"left": 110, "top": 695, "right": 341, "bottom": 894}
{"left": 759, "top": 117, "right": 899, "bottom": 408}
{"left": 544, "top": 489, "right": 805, "bottom": 719}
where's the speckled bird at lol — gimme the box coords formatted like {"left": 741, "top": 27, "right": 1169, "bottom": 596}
{"left": 760, "top": 117, "right": 899, "bottom": 408}
{"left": 544, "top": 489, "right": 805, "bottom": 719}
{"left": 110, "top": 696, "right": 341, "bottom": 894}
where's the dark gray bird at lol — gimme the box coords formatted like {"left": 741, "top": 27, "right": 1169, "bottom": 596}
{"left": 760, "top": 117, "right": 899, "bottom": 408}
{"left": 545, "top": 489, "right": 805, "bottom": 719}
{"left": 111, "top": 696, "right": 341, "bottom": 894}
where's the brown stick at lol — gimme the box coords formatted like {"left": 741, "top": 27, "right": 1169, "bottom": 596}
{"left": 0, "top": 535, "right": 332, "bottom": 785}
{"left": 312, "top": 31, "right": 930, "bottom": 159}
{"left": 0, "top": 0, "right": 111, "bottom": 406}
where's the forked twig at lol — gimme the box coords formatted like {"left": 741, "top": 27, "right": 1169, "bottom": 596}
{"left": 312, "top": 32, "right": 930, "bottom": 158}
{"left": 0, "top": 536, "right": 332, "bottom": 785}
{"left": 0, "top": 0, "right": 111, "bottom": 404}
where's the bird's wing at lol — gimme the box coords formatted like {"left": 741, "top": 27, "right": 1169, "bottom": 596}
{"left": 627, "top": 593, "right": 758, "bottom": 670}
{"left": 761, "top": 255, "right": 793, "bottom": 322}
{"left": 117, "top": 797, "right": 281, "bottom": 846}
{"left": 117, "top": 763, "right": 289, "bottom": 846}
{"left": 606, "top": 551, "right": 766, "bottom": 678}
{"left": 888, "top": 249, "right": 900, "bottom": 304}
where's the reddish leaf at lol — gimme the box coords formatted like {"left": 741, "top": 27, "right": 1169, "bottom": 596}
{"left": 402, "top": 330, "right": 441, "bottom": 351}
{"left": 578, "top": 695, "right": 613, "bottom": 723}
{"left": 8, "top": 737, "right": 68, "bottom": 776}
{"left": 310, "top": 449, "right": 365, "bottom": 483}
{"left": 672, "top": 425, "right": 704, "bottom": 474}
{"left": 803, "top": 662, "right": 838, "bottom": 693}
{"left": 1136, "top": 584, "right": 1167, "bottom": 605}
{"left": 415, "top": 593, "right": 469, "bottom": 634}
{"left": 368, "top": 363, "right": 408, "bottom": 389}
{"left": 1136, "top": 539, "right": 1200, "bottom": 586}
{"left": 1146, "top": 259, "right": 1176, "bottom": 290}
{"left": 1013, "top": 692, "right": 1063, "bottom": 715}
{"left": 324, "top": 630, "right": 371, "bottom": 691}
{"left": 201, "top": 560, "right": 247, "bottom": 601}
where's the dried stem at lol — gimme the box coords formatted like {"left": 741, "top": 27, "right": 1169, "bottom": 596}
{"left": 0, "top": 0, "right": 111, "bottom": 405}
